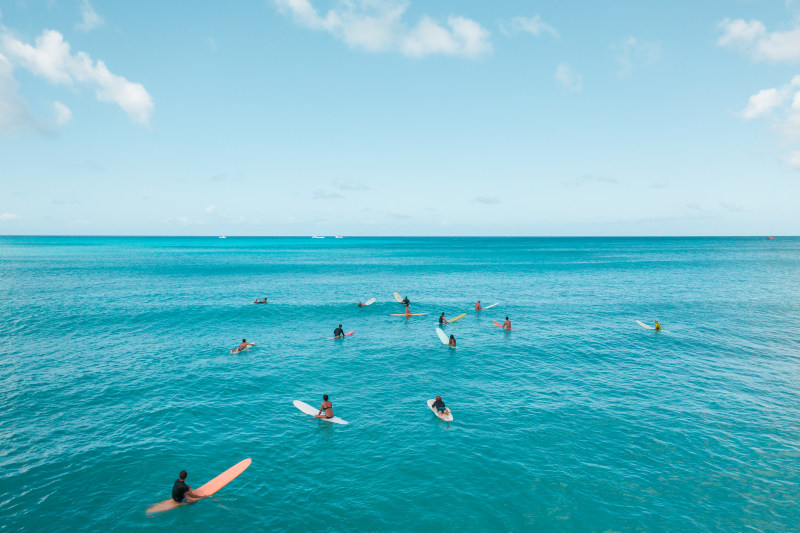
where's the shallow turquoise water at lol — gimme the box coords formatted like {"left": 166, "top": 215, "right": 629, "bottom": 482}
{"left": 1, "top": 236, "right": 799, "bottom": 531}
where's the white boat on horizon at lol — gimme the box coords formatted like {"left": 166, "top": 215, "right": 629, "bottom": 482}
{"left": 312, "top": 235, "right": 325, "bottom": 239}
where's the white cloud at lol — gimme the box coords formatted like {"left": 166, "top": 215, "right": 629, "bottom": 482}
{"left": 614, "top": 36, "right": 660, "bottom": 77}
{"left": 76, "top": 0, "right": 104, "bottom": 32}
{"left": 1, "top": 29, "right": 154, "bottom": 124}
{"left": 718, "top": 18, "right": 800, "bottom": 62}
{"left": 313, "top": 189, "right": 345, "bottom": 199}
{"left": 0, "top": 213, "right": 18, "bottom": 220}
{"left": 785, "top": 150, "right": 800, "bottom": 169}
{"left": 273, "top": 0, "right": 492, "bottom": 58}
{"left": 334, "top": 179, "right": 369, "bottom": 191}
{"left": 0, "top": 52, "right": 42, "bottom": 134}
{"left": 205, "top": 205, "right": 215, "bottom": 213}
{"left": 499, "top": 15, "right": 559, "bottom": 38}
{"left": 719, "top": 201, "right": 745, "bottom": 212}
{"left": 53, "top": 101, "right": 71, "bottom": 124}
{"left": 554, "top": 62, "right": 582, "bottom": 92}
{"left": 742, "top": 88, "right": 789, "bottom": 119}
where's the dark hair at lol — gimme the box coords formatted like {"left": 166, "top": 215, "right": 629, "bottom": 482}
{"left": 179, "top": 470, "right": 187, "bottom": 480}
{"left": 242, "top": 339, "right": 246, "bottom": 342}
{"left": 505, "top": 317, "right": 509, "bottom": 320}
{"left": 323, "top": 394, "right": 329, "bottom": 401}
{"left": 441, "top": 312, "right": 444, "bottom": 316}
{"left": 450, "top": 335, "right": 454, "bottom": 339}
{"left": 338, "top": 324, "right": 342, "bottom": 328}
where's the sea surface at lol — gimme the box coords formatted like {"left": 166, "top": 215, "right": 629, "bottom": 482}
{"left": 1, "top": 236, "right": 799, "bottom": 532}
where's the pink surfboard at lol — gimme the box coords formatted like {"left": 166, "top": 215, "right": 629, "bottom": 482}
{"left": 493, "top": 322, "right": 514, "bottom": 330}
{"left": 328, "top": 330, "right": 355, "bottom": 340}
{"left": 146, "top": 458, "right": 252, "bottom": 514}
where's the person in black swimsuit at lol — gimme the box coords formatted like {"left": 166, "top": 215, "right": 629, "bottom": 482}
{"left": 439, "top": 312, "right": 447, "bottom": 325}
{"left": 431, "top": 396, "right": 450, "bottom": 418}
{"left": 402, "top": 296, "right": 410, "bottom": 306}
{"left": 172, "top": 470, "right": 203, "bottom": 503}
{"left": 314, "top": 394, "right": 334, "bottom": 419}
{"left": 333, "top": 325, "right": 345, "bottom": 339}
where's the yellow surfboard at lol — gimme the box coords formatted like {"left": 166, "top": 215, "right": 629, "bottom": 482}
{"left": 448, "top": 313, "right": 467, "bottom": 323}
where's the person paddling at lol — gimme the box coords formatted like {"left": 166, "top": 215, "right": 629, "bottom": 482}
{"left": 314, "top": 394, "right": 334, "bottom": 419}
{"left": 431, "top": 396, "right": 451, "bottom": 419}
{"left": 233, "top": 339, "right": 255, "bottom": 352}
{"left": 253, "top": 298, "right": 267, "bottom": 304}
{"left": 475, "top": 300, "right": 482, "bottom": 311}
{"left": 502, "top": 317, "right": 511, "bottom": 330}
{"left": 439, "top": 312, "right": 447, "bottom": 325}
{"left": 172, "top": 470, "right": 203, "bottom": 503}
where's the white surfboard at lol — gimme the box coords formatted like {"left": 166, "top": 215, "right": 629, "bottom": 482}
{"left": 482, "top": 302, "right": 500, "bottom": 310}
{"left": 436, "top": 327, "right": 448, "bottom": 345}
{"left": 636, "top": 320, "right": 653, "bottom": 330}
{"left": 293, "top": 400, "right": 348, "bottom": 425}
{"left": 393, "top": 292, "right": 403, "bottom": 303}
{"left": 362, "top": 298, "right": 376, "bottom": 306}
{"left": 427, "top": 398, "right": 453, "bottom": 422}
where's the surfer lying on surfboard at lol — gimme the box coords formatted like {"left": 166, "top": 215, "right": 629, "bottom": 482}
{"left": 172, "top": 470, "right": 204, "bottom": 504}
{"left": 231, "top": 339, "right": 255, "bottom": 353}
{"left": 431, "top": 396, "right": 451, "bottom": 419}
{"left": 314, "top": 394, "right": 335, "bottom": 419}
{"left": 253, "top": 298, "right": 267, "bottom": 304}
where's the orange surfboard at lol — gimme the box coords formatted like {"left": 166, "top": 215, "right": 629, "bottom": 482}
{"left": 146, "top": 458, "right": 251, "bottom": 514}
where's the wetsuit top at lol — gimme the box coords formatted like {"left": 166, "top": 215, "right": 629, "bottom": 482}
{"left": 333, "top": 327, "right": 344, "bottom": 337}
{"left": 439, "top": 315, "right": 445, "bottom": 324}
{"left": 402, "top": 298, "right": 410, "bottom": 305}
{"left": 172, "top": 480, "right": 190, "bottom": 502}
{"left": 432, "top": 398, "right": 445, "bottom": 409}
{"left": 655, "top": 323, "right": 661, "bottom": 331}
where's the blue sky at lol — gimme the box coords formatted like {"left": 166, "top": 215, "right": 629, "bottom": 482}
{"left": 0, "top": 0, "right": 798, "bottom": 236}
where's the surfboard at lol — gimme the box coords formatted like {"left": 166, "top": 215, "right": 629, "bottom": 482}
{"left": 327, "top": 330, "right": 355, "bottom": 339}
{"left": 393, "top": 292, "right": 403, "bottom": 303}
{"left": 293, "top": 400, "right": 348, "bottom": 425}
{"left": 361, "top": 298, "right": 376, "bottom": 306}
{"left": 230, "top": 344, "right": 255, "bottom": 354}
{"left": 390, "top": 313, "right": 428, "bottom": 316}
{"left": 636, "top": 320, "right": 653, "bottom": 330}
{"left": 482, "top": 303, "right": 499, "bottom": 310}
{"left": 448, "top": 313, "right": 467, "bottom": 323}
{"left": 427, "top": 399, "right": 453, "bottom": 422}
{"left": 493, "top": 322, "right": 514, "bottom": 330}
{"left": 146, "top": 458, "right": 252, "bottom": 514}
{"left": 436, "top": 327, "right": 448, "bottom": 345}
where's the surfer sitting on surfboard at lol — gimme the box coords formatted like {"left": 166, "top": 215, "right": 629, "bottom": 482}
{"left": 314, "top": 394, "right": 334, "bottom": 419}
{"left": 172, "top": 470, "right": 204, "bottom": 503}
{"left": 655, "top": 320, "right": 661, "bottom": 331}
{"left": 233, "top": 339, "right": 255, "bottom": 353}
{"left": 449, "top": 335, "right": 456, "bottom": 347}
{"left": 502, "top": 317, "right": 511, "bottom": 330}
{"left": 402, "top": 296, "right": 410, "bottom": 306}
{"left": 475, "top": 300, "right": 481, "bottom": 311}
{"left": 333, "top": 324, "right": 345, "bottom": 339}
{"left": 439, "top": 312, "right": 447, "bottom": 325}
{"left": 431, "top": 396, "right": 451, "bottom": 418}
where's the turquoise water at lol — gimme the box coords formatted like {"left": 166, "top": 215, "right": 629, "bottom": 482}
{"left": 2, "top": 236, "right": 799, "bottom": 531}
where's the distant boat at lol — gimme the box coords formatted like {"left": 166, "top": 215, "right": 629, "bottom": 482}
{"left": 312, "top": 236, "right": 325, "bottom": 239}
{"left": 335, "top": 235, "right": 343, "bottom": 239}
{"left": 767, "top": 236, "right": 775, "bottom": 240}
{"left": 219, "top": 236, "right": 227, "bottom": 239}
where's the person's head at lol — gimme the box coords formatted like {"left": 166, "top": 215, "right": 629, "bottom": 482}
{"left": 505, "top": 317, "right": 509, "bottom": 320}
{"left": 242, "top": 338, "right": 246, "bottom": 342}
{"left": 323, "top": 394, "right": 329, "bottom": 401}
{"left": 179, "top": 470, "right": 187, "bottom": 480}
{"left": 435, "top": 395, "right": 441, "bottom": 401}
{"left": 450, "top": 335, "right": 454, "bottom": 340}
{"left": 441, "top": 312, "right": 444, "bottom": 316}
{"left": 338, "top": 324, "right": 342, "bottom": 328}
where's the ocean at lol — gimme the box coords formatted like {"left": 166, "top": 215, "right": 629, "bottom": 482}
{"left": 1, "top": 236, "right": 799, "bottom": 531}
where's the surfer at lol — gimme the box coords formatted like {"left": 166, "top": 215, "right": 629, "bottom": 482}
{"left": 502, "top": 317, "right": 511, "bottom": 330}
{"left": 314, "top": 394, "right": 334, "bottom": 419}
{"left": 233, "top": 339, "right": 254, "bottom": 352}
{"left": 475, "top": 300, "right": 481, "bottom": 311}
{"left": 431, "top": 396, "right": 451, "bottom": 418}
{"left": 172, "top": 470, "right": 204, "bottom": 503}
{"left": 402, "top": 296, "right": 410, "bottom": 306}
{"left": 449, "top": 335, "right": 456, "bottom": 347}
{"left": 655, "top": 320, "right": 661, "bottom": 331}
{"left": 357, "top": 301, "right": 364, "bottom": 307}
{"left": 333, "top": 324, "right": 345, "bottom": 338}
{"left": 439, "top": 312, "right": 447, "bottom": 325}
{"left": 253, "top": 298, "right": 267, "bottom": 304}
{"left": 404, "top": 305, "right": 413, "bottom": 317}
